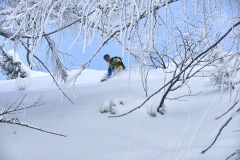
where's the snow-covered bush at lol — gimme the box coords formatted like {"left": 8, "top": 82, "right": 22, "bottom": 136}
{"left": 147, "top": 102, "right": 166, "bottom": 117}
{"left": 0, "top": 50, "right": 31, "bottom": 80}
{"left": 100, "top": 98, "right": 126, "bottom": 115}
{"left": 207, "top": 51, "right": 240, "bottom": 89}
{"left": 0, "top": 54, "right": 27, "bottom": 79}
{"left": 101, "top": 98, "right": 166, "bottom": 117}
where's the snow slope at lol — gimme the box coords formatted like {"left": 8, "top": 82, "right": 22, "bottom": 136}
{"left": 0, "top": 68, "right": 239, "bottom": 160}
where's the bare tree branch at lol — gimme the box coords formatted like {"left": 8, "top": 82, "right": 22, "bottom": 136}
{"left": 226, "top": 150, "right": 240, "bottom": 160}
{"left": 216, "top": 101, "right": 239, "bottom": 120}
{"left": 0, "top": 94, "right": 67, "bottom": 137}
{"left": 33, "top": 55, "right": 74, "bottom": 104}
{"left": 201, "top": 103, "right": 240, "bottom": 154}
{"left": 109, "top": 20, "right": 240, "bottom": 118}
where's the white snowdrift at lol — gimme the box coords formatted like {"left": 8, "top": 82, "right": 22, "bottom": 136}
{"left": 0, "top": 67, "right": 239, "bottom": 160}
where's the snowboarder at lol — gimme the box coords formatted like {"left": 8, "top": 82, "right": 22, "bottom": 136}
{"left": 101, "top": 54, "right": 125, "bottom": 82}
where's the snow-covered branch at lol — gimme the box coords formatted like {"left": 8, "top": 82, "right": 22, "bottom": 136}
{"left": 1, "top": 118, "right": 67, "bottom": 137}
{"left": 0, "top": 48, "right": 29, "bottom": 79}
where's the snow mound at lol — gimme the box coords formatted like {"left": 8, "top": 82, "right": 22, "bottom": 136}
{"left": 146, "top": 102, "right": 166, "bottom": 117}
{"left": 100, "top": 98, "right": 127, "bottom": 115}
{"left": 14, "top": 77, "right": 33, "bottom": 91}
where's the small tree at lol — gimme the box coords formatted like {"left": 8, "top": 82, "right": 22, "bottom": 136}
{"left": 0, "top": 49, "right": 27, "bottom": 79}
{"left": 206, "top": 50, "right": 240, "bottom": 89}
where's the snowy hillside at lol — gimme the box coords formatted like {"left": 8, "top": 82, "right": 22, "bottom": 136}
{"left": 0, "top": 68, "right": 239, "bottom": 160}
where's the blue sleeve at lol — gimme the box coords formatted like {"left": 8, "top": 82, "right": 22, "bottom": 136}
{"left": 107, "top": 58, "right": 114, "bottom": 77}
{"left": 107, "top": 67, "right": 112, "bottom": 77}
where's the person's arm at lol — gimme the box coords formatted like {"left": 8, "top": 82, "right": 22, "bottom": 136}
{"left": 107, "top": 58, "right": 115, "bottom": 76}
{"left": 100, "top": 63, "right": 112, "bottom": 82}
{"left": 107, "top": 67, "right": 112, "bottom": 77}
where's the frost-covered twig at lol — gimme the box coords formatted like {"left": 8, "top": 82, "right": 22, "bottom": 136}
{"left": 1, "top": 94, "right": 47, "bottom": 115}
{"left": 0, "top": 94, "right": 45, "bottom": 116}
{"left": 1, "top": 118, "right": 66, "bottom": 137}
{"left": 44, "top": 34, "right": 68, "bottom": 82}
{"left": 140, "top": 65, "right": 150, "bottom": 97}
{"left": 0, "top": 94, "right": 66, "bottom": 137}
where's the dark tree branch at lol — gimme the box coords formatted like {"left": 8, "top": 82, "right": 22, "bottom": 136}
{"left": 226, "top": 151, "right": 239, "bottom": 160}
{"left": 216, "top": 101, "right": 239, "bottom": 120}
{"left": 201, "top": 104, "right": 240, "bottom": 154}
{"left": 33, "top": 55, "right": 74, "bottom": 104}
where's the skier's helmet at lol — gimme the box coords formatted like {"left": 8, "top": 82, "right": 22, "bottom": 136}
{"left": 103, "top": 54, "right": 110, "bottom": 60}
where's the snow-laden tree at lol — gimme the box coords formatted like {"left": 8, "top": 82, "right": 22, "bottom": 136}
{"left": 207, "top": 50, "right": 240, "bottom": 89}
{"left": 0, "top": 49, "right": 28, "bottom": 79}
{"left": 0, "top": 0, "right": 240, "bottom": 157}
{"left": 0, "top": 0, "right": 239, "bottom": 82}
